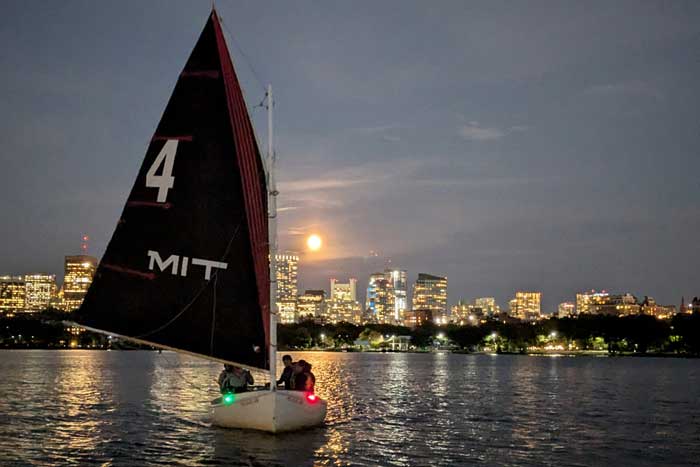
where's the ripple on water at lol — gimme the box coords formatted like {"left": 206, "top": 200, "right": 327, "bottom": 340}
{"left": 0, "top": 350, "right": 699, "bottom": 466}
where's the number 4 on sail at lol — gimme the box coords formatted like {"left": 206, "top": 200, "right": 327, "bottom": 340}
{"left": 69, "top": 8, "right": 327, "bottom": 433}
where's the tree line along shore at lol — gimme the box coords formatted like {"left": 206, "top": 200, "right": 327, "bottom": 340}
{"left": 1, "top": 310, "right": 699, "bottom": 357}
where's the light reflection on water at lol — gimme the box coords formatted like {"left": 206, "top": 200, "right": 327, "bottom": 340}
{"left": 0, "top": 350, "right": 698, "bottom": 466}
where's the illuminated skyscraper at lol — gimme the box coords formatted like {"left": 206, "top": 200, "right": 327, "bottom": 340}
{"left": 328, "top": 278, "right": 362, "bottom": 324}
{"left": 412, "top": 273, "right": 448, "bottom": 324}
{"left": 330, "top": 278, "right": 357, "bottom": 302}
{"left": 365, "top": 273, "right": 394, "bottom": 323}
{"left": 24, "top": 274, "right": 57, "bottom": 312}
{"left": 275, "top": 252, "right": 299, "bottom": 323}
{"left": 385, "top": 269, "right": 407, "bottom": 323}
{"left": 62, "top": 255, "right": 98, "bottom": 311}
{"left": 297, "top": 290, "right": 326, "bottom": 321}
{"left": 511, "top": 291, "right": 541, "bottom": 321}
{"left": 0, "top": 276, "right": 26, "bottom": 314}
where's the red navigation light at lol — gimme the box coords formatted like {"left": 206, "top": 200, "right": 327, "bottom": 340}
{"left": 306, "top": 393, "right": 318, "bottom": 403}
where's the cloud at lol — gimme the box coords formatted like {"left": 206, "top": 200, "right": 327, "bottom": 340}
{"left": 459, "top": 122, "right": 505, "bottom": 141}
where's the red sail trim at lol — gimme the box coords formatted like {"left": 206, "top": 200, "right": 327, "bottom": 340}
{"left": 102, "top": 264, "right": 156, "bottom": 280}
{"left": 211, "top": 10, "right": 270, "bottom": 349}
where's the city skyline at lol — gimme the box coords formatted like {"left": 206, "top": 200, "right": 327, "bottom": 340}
{"left": 1, "top": 1, "right": 699, "bottom": 313}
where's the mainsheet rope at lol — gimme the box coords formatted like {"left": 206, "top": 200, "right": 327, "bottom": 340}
{"left": 134, "top": 218, "right": 244, "bottom": 340}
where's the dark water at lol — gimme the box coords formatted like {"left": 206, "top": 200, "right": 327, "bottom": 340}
{"left": 0, "top": 350, "right": 698, "bottom": 466}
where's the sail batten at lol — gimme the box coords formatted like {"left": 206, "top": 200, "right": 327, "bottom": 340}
{"left": 75, "top": 10, "right": 270, "bottom": 370}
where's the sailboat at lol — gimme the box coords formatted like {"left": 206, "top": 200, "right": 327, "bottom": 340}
{"left": 70, "top": 9, "right": 327, "bottom": 433}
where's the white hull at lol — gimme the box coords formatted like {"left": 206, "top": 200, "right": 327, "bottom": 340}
{"left": 211, "top": 390, "right": 327, "bottom": 433}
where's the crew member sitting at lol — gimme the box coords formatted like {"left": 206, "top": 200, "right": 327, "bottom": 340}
{"left": 276, "top": 354, "right": 294, "bottom": 390}
{"left": 292, "top": 360, "right": 316, "bottom": 393}
{"left": 218, "top": 364, "right": 254, "bottom": 394}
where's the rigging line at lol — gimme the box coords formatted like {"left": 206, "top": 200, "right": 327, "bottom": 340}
{"left": 133, "top": 220, "right": 244, "bottom": 339}
{"left": 218, "top": 13, "right": 266, "bottom": 94}
{"left": 156, "top": 350, "right": 211, "bottom": 392}
{"left": 210, "top": 273, "right": 218, "bottom": 355}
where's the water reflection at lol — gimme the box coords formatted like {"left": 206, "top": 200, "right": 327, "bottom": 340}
{"left": 1, "top": 351, "right": 699, "bottom": 466}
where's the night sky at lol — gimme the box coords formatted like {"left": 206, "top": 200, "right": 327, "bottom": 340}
{"left": 1, "top": 0, "right": 698, "bottom": 312}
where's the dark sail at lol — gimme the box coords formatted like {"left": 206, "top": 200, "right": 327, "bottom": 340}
{"left": 75, "top": 10, "right": 270, "bottom": 370}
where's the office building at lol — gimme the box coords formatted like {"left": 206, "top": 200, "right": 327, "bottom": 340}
{"left": 276, "top": 252, "right": 299, "bottom": 323}
{"left": 412, "top": 273, "right": 448, "bottom": 324}
{"left": 385, "top": 269, "right": 408, "bottom": 324}
{"left": 0, "top": 276, "right": 26, "bottom": 314}
{"left": 297, "top": 290, "right": 326, "bottom": 321}
{"left": 510, "top": 291, "right": 541, "bottom": 321}
{"left": 328, "top": 278, "right": 362, "bottom": 324}
{"left": 24, "top": 274, "right": 57, "bottom": 312}
{"left": 62, "top": 255, "right": 98, "bottom": 311}
{"left": 366, "top": 273, "right": 394, "bottom": 324}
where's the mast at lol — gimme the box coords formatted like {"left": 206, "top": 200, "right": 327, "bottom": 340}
{"left": 267, "top": 84, "right": 278, "bottom": 391}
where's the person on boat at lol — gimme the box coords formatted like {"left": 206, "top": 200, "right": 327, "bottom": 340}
{"left": 218, "top": 364, "right": 254, "bottom": 394}
{"left": 276, "top": 354, "right": 294, "bottom": 390}
{"left": 292, "top": 360, "right": 316, "bottom": 393}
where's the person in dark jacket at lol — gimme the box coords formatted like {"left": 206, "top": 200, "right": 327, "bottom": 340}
{"left": 292, "top": 360, "right": 316, "bottom": 393}
{"left": 276, "top": 354, "right": 294, "bottom": 390}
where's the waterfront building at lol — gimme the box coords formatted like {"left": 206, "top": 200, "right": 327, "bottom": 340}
{"left": 558, "top": 302, "right": 575, "bottom": 317}
{"left": 328, "top": 278, "right": 362, "bottom": 324}
{"left": 451, "top": 300, "right": 480, "bottom": 325}
{"left": 692, "top": 297, "right": 700, "bottom": 315}
{"left": 297, "top": 290, "right": 326, "bottom": 321}
{"left": 412, "top": 273, "right": 448, "bottom": 324}
{"left": 576, "top": 290, "right": 609, "bottom": 314}
{"left": 276, "top": 252, "right": 299, "bottom": 323}
{"left": 475, "top": 297, "right": 499, "bottom": 317}
{"left": 510, "top": 291, "right": 541, "bottom": 321}
{"left": 403, "top": 308, "right": 432, "bottom": 327}
{"left": 640, "top": 296, "right": 676, "bottom": 319}
{"left": 589, "top": 293, "right": 639, "bottom": 316}
{"left": 24, "top": 274, "right": 57, "bottom": 312}
{"left": 385, "top": 269, "right": 408, "bottom": 324}
{"left": 0, "top": 276, "right": 26, "bottom": 314}
{"left": 366, "top": 273, "right": 394, "bottom": 324}
{"left": 62, "top": 255, "right": 97, "bottom": 311}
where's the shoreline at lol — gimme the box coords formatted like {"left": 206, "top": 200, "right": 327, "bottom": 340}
{"left": 4, "top": 347, "right": 696, "bottom": 359}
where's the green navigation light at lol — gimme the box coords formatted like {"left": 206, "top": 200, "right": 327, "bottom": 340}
{"left": 223, "top": 393, "right": 235, "bottom": 405}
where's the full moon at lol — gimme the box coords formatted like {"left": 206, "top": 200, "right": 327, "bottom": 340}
{"left": 306, "top": 234, "right": 322, "bottom": 251}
